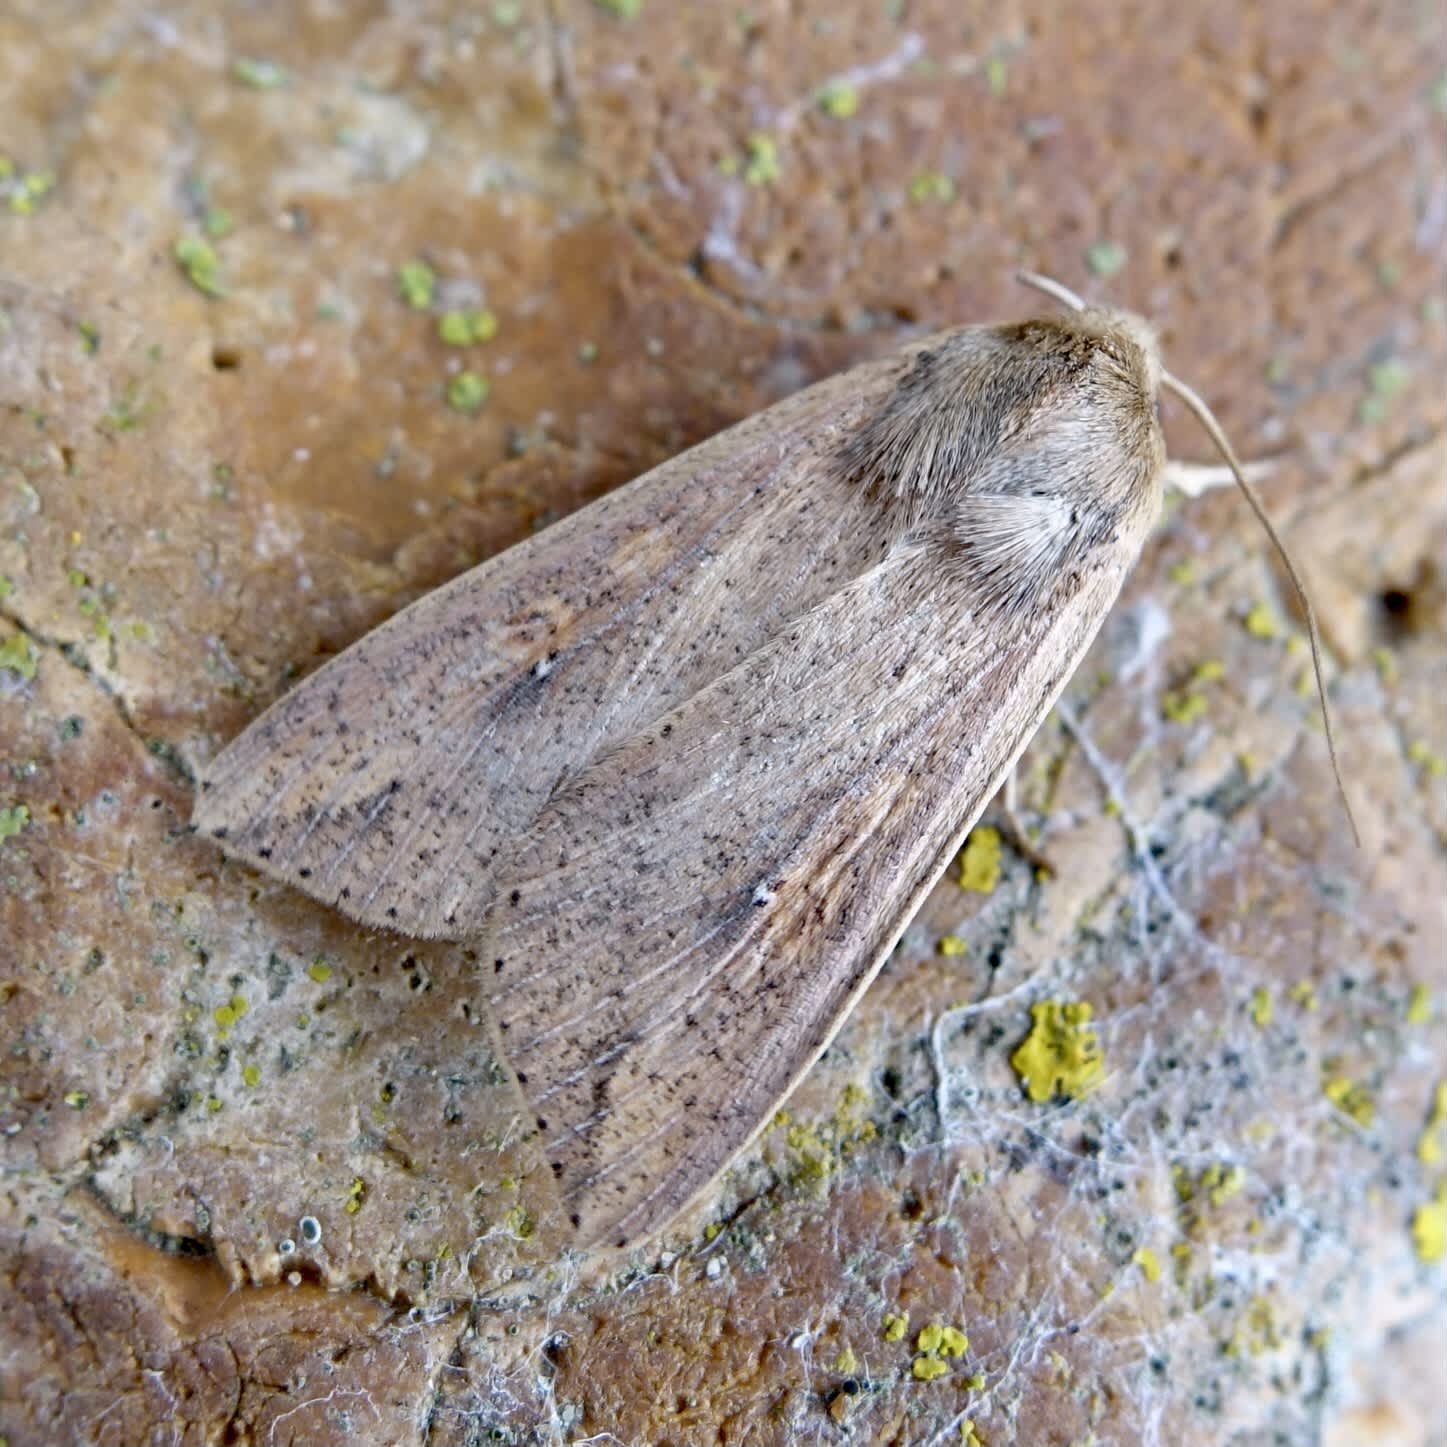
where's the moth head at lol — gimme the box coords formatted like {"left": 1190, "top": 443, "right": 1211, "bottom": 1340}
{"left": 1089, "top": 305, "right": 1163, "bottom": 399}
{"left": 1014, "top": 270, "right": 1362, "bottom": 847}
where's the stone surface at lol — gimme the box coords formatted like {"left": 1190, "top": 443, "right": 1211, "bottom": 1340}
{"left": 1, "top": 1, "right": 1443, "bottom": 1444}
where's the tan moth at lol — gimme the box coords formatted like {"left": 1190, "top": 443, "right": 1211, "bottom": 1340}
{"left": 194, "top": 275, "right": 1351, "bottom": 1250}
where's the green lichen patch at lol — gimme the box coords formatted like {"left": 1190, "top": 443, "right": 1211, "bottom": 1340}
{"left": 397, "top": 259, "right": 436, "bottom": 310}
{"left": 446, "top": 370, "right": 490, "bottom": 413}
{"left": 3, "top": 162, "right": 56, "bottom": 215}
{"left": 175, "top": 236, "right": 224, "bottom": 297}
{"left": 232, "top": 57, "right": 288, "bottom": 90}
{"left": 1010, "top": 999, "right": 1103, "bottom": 1103}
{"left": 908, "top": 170, "right": 955, "bottom": 204}
{"left": 1359, "top": 358, "right": 1411, "bottom": 423}
{"left": 0, "top": 632, "right": 38, "bottom": 681}
{"left": 0, "top": 804, "right": 30, "bottom": 845}
{"left": 1086, "top": 240, "right": 1126, "bottom": 277}
{"left": 438, "top": 309, "right": 499, "bottom": 346}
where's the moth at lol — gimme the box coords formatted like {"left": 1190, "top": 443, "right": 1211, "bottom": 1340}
{"left": 194, "top": 276, "right": 1348, "bottom": 1250}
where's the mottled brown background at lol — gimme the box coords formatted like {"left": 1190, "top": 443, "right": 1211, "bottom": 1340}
{"left": 1, "top": 2, "right": 1444, "bottom": 1444}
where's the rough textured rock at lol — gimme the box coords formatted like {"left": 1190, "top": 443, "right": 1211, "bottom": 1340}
{"left": 1, "top": 1, "right": 1443, "bottom": 1444}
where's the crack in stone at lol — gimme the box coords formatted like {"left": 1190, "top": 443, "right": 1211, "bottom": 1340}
{"left": 0, "top": 602, "right": 195, "bottom": 788}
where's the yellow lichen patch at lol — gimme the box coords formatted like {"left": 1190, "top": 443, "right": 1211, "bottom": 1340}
{"left": 832, "top": 1082, "right": 875, "bottom": 1144}
{"left": 937, "top": 935, "right": 968, "bottom": 956}
{"left": 881, "top": 1312, "right": 908, "bottom": 1343}
{"left": 1229, "top": 1296, "right": 1281, "bottom": 1356}
{"left": 1205, "top": 1164, "right": 1246, "bottom": 1206}
{"left": 1407, "top": 739, "right": 1447, "bottom": 777}
{"left": 502, "top": 1204, "right": 533, "bottom": 1238}
{"left": 817, "top": 80, "right": 859, "bottom": 118}
{"left": 1407, "top": 984, "right": 1432, "bottom": 1025}
{"left": 242, "top": 1063, "right": 261, "bottom": 1087}
{"left": 833, "top": 1346, "right": 858, "bottom": 1374}
{"left": 1412, "top": 1186, "right": 1446, "bottom": 1264}
{"left": 1248, "top": 987, "right": 1273, "bottom": 1027}
{"left": 1174, "top": 1163, "right": 1246, "bottom": 1233}
{"left": 1288, "top": 980, "right": 1318, "bottom": 1011}
{"left": 1418, "top": 1082, "right": 1447, "bottom": 1165}
{"left": 780, "top": 1086, "right": 876, "bottom": 1189}
{"left": 1161, "top": 688, "right": 1209, "bottom": 724}
{"left": 916, "top": 1323, "right": 969, "bottom": 1358}
{"left": 212, "top": 993, "right": 248, "bottom": 1040}
{"left": 1324, "top": 1075, "right": 1375, "bottom": 1127}
{"left": 960, "top": 1420, "right": 984, "bottom": 1445}
{"left": 1243, "top": 601, "right": 1280, "bottom": 639}
{"left": 307, "top": 959, "right": 333, "bottom": 983}
{"left": 912, "top": 1355, "right": 949, "bottom": 1381}
{"left": 344, "top": 1177, "right": 366, "bottom": 1215}
{"left": 1162, "top": 658, "right": 1227, "bottom": 723}
{"left": 63, "top": 1090, "right": 89, "bottom": 1109}
{"left": 1132, "top": 1246, "right": 1161, "bottom": 1282}
{"left": 742, "top": 132, "right": 780, "bottom": 186}
{"left": 1010, "top": 1000, "right": 1104, "bottom": 1103}
{"left": 957, "top": 826, "right": 1002, "bottom": 893}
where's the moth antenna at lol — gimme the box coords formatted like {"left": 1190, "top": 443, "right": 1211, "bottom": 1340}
{"left": 1015, "top": 270, "right": 1088, "bottom": 313}
{"left": 1159, "top": 369, "right": 1361, "bottom": 848}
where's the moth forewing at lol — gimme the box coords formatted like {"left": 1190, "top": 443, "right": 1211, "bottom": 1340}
{"left": 192, "top": 361, "right": 909, "bottom": 936}
{"left": 194, "top": 304, "right": 1168, "bottom": 1250}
